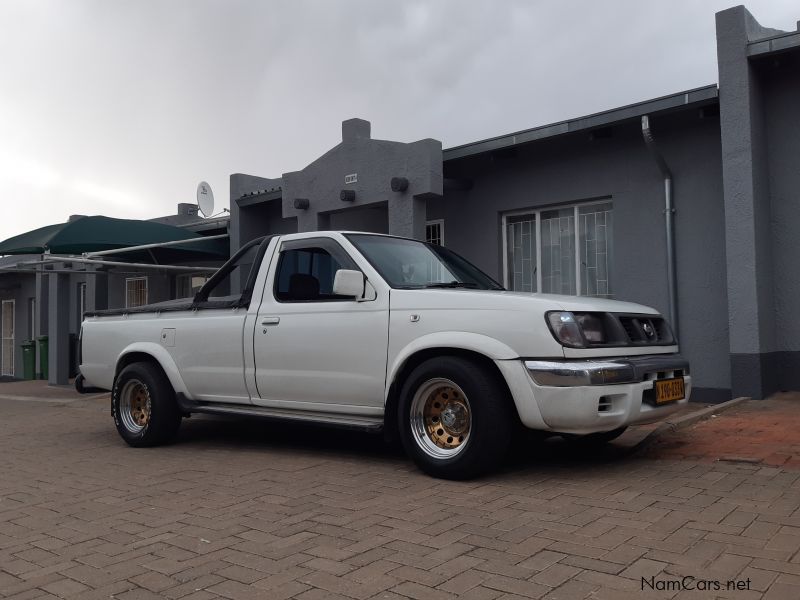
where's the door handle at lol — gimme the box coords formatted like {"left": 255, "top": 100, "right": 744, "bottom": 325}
{"left": 261, "top": 317, "right": 280, "bottom": 326}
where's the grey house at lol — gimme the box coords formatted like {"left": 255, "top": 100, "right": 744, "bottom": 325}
{"left": 226, "top": 6, "right": 800, "bottom": 403}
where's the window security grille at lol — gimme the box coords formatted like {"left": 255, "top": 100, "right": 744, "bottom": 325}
{"left": 125, "top": 278, "right": 148, "bottom": 308}
{"left": 504, "top": 201, "right": 613, "bottom": 298}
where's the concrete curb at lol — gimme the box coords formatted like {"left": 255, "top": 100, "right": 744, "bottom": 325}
{"left": 631, "top": 396, "right": 751, "bottom": 454}
{"left": 0, "top": 392, "right": 109, "bottom": 404}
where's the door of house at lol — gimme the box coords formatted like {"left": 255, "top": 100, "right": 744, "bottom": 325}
{"left": 1, "top": 300, "right": 14, "bottom": 376}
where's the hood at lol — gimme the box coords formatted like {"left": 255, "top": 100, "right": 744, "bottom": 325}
{"left": 389, "top": 288, "right": 677, "bottom": 359}
{"left": 391, "top": 288, "right": 660, "bottom": 316}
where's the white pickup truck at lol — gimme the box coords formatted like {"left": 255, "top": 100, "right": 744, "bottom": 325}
{"left": 78, "top": 231, "right": 690, "bottom": 479}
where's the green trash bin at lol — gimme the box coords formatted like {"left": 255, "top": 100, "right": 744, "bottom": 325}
{"left": 21, "top": 341, "right": 35, "bottom": 380}
{"left": 37, "top": 335, "right": 49, "bottom": 380}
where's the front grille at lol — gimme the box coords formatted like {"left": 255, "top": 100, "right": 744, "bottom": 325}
{"left": 655, "top": 319, "right": 671, "bottom": 340}
{"left": 618, "top": 315, "right": 673, "bottom": 345}
{"left": 620, "top": 317, "right": 641, "bottom": 342}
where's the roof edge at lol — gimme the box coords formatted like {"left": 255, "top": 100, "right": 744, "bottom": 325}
{"left": 747, "top": 29, "right": 800, "bottom": 57}
{"left": 443, "top": 84, "right": 719, "bottom": 161}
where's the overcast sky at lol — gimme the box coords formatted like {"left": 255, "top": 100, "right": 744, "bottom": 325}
{"left": 0, "top": 0, "right": 797, "bottom": 242}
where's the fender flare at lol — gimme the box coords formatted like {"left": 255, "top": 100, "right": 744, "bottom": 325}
{"left": 386, "top": 331, "right": 518, "bottom": 400}
{"left": 116, "top": 342, "right": 190, "bottom": 398}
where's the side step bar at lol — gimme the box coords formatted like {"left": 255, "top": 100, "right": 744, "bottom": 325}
{"left": 175, "top": 394, "right": 383, "bottom": 433}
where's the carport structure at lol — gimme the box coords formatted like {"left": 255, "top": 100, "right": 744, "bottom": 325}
{"left": 0, "top": 215, "right": 229, "bottom": 385}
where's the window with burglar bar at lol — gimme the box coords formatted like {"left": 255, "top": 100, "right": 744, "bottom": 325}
{"left": 125, "top": 277, "right": 148, "bottom": 308}
{"left": 425, "top": 220, "right": 444, "bottom": 246}
{"left": 503, "top": 201, "right": 613, "bottom": 298}
{"left": 425, "top": 220, "right": 445, "bottom": 281}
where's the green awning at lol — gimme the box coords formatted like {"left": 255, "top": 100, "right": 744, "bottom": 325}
{"left": 0, "top": 216, "right": 228, "bottom": 262}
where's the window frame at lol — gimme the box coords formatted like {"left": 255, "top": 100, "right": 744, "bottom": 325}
{"left": 1, "top": 299, "right": 15, "bottom": 376}
{"left": 28, "top": 297, "right": 36, "bottom": 341}
{"left": 77, "top": 282, "right": 86, "bottom": 325}
{"left": 272, "top": 238, "right": 366, "bottom": 304}
{"left": 501, "top": 198, "right": 613, "bottom": 297}
{"left": 272, "top": 237, "right": 361, "bottom": 304}
{"left": 124, "top": 277, "right": 148, "bottom": 308}
{"left": 425, "top": 219, "right": 445, "bottom": 246}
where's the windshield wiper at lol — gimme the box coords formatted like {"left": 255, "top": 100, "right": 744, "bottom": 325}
{"left": 424, "top": 281, "right": 480, "bottom": 289}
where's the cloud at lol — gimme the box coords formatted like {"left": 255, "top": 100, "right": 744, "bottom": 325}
{"left": 0, "top": 0, "right": 797, "bottom": 243}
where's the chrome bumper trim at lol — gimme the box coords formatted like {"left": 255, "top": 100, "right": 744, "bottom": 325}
{"left": 525, "top": 355, "right": 689, "bottom": 387}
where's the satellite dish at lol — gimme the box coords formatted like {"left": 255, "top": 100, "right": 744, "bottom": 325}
{"left": 196, "top": 181, "right": 214, "bottom": 218}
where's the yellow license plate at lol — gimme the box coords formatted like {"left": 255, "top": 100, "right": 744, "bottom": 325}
{"left": 654, "top": 378, "right": 685, "bottom": 404}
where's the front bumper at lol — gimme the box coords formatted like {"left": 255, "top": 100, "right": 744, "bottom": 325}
{"left": 525, "top": 354, "right": 689, "bottom": 387}
{"left": 498, "top": 355, "right": 691, "bottom": 434}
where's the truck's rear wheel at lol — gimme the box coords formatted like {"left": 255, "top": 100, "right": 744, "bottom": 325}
{"left": 398, "top": 356, "right": 513, "bottom": 480}
{"left": 112, "top": 362, "right": 182, "bottom": 447}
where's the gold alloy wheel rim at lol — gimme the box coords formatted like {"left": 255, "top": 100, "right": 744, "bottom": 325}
{"left": 410, "top": 378, "right": 472, "bottom": 459}
{"left": 130, "top": 386, "right": 150, "bottom": 427}
{"left": 120, "top": 379, "right": 151, "bottom": 433}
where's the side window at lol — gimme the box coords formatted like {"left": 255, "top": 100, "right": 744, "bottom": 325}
{"left": 205, "top": 243, "right": 259, "bottom": 299}
{"left": 194, "top": 237, "right": 270, "bottom": 307}
{"left": 274, "top": 242, "right": 357, "bottom": 302}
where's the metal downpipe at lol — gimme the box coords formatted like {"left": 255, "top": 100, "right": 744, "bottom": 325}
{"left": 641, "top": 115, "right": 678, "bottom": 335}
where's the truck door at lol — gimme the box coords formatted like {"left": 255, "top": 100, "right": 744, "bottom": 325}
{"left": 252, "top": 237, "right": 389, "bottom": 411}
{"left": 176, "top": 238, "right": 268, "bottom": 405}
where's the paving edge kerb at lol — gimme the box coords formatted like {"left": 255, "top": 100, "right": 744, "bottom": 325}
{"left": 631, "top": 396, "right": 751, "bottom": 453}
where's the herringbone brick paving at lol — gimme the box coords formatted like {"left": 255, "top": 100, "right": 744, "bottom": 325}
{"left": 1, "top": 390, "right": 799, "bottom": 599}
{"left": 644, "top": 394, "right": 800, "bottom": 470}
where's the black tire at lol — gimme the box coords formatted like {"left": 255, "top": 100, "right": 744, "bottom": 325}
{"left": 562, "top": 426, "right": 628, "bottom": 446}
{"left": 398, "top": 356, "right": 514, "bottom": 480}
{"left": 111, "top": 362, "right": 182, "bottom": 447}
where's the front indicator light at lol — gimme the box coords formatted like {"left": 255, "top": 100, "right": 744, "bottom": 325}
{"left": 546, "top": 311, "right": 585, "bottom": 348}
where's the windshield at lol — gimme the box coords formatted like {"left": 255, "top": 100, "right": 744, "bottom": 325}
{"left": 346, "top": 234, "right": 504, "bottom": 290}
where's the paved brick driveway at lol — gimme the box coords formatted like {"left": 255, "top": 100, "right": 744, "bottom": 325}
{"left": 1, "top": 386, "right": 799, "bottom": 600}
{"left": 643, "top": 393, "right": 800, "bottom": 470}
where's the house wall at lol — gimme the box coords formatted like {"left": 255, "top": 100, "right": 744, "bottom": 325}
{"left": 761, "top": 51, "right": 800, "bottom": 390}
{"left": 279, "top": 119, "right": 441, "bottom": 239}
{"left": 439, "top": 109, "right": 730, "bottom": 401}
{"left": 230, "top": 175, "right": 296, "bottom": 251}
{"left": 329, "top": 205, "right": 389, "bottom": 233}
{"left": 716, "top": 5, "right": 800, "bottom": 398}
{"left": 107, "top": 272, "right": 171, "bottom": 309}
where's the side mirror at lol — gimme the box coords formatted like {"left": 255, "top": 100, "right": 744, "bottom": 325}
{"left": 333, "top": 269, "right": 366, "bottom": 299}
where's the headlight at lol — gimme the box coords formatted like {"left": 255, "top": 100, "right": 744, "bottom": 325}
{"left": 546, "top": 311, "right": 608, "bottom": 348}
{"left": 546, "top": 312, "right": 585, "bottom": 348}
{"left": 575, "top": 313, "right": 606, "bottom": 344}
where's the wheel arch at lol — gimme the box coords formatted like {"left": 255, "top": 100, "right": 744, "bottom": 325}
{"left": 114, "top": 343, "right": 188, "bottom": 398}
{"left": 383, "top": 344, "right": 520, "bottom": 443}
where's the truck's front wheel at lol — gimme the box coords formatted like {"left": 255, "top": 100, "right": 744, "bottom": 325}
{"left": 398, "top": 357, "right": 513, "bottom": 480}
{"left": 112, "top": 362, "right": 182, "bottom": 447}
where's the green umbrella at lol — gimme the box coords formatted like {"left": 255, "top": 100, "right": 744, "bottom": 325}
{"left": 0, "top": 216, "right": 228, "bottom": 261}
